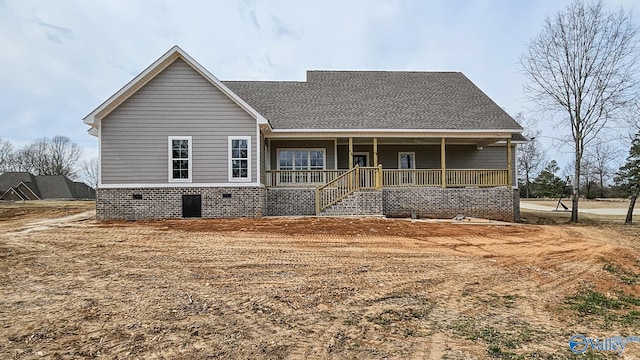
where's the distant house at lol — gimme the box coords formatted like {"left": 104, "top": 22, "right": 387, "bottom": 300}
{"left": 0, "top": 172, "right": 95, "bottom": 201}
{"left": 84, "top": 46, "right": 525, "bottom": 221}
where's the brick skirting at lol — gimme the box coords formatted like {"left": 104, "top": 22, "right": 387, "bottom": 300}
{"left": 265, "top": 188, "right": 316, "bottom": 216}
{"left": 96, "top": 187, "right": 264, "bottom": 220}
{"left": 382, "top": 187, "right": 519, "bottom": 222}
{"left": 96, "top": 186, "right": 519, "bottom": 222}
{"left": 319, "top": 190, "right": 383, "bottom": 216}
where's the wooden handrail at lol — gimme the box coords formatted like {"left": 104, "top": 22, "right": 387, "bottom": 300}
{"left": 316, "top": 166, "right": 359, "bottom": 214}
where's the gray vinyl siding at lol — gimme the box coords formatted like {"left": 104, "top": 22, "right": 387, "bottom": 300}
{"left": 101, "top": 58, "right": 257, "bottom": 184}
{"left": 336, "top": 144, "right": 515, "bottom": 182}
{"left": 269, "top": 140, "right": 336, "bottom": 169}
{"left": 337, "top": 145, "right": 441, "bottom": 169}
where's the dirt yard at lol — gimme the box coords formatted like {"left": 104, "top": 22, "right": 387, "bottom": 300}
{"left": 1, "top": 202, "right": 640, "bottom": 359}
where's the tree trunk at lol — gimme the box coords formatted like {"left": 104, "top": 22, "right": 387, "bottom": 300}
{"left": 625, "top": 193, "right": 637, "bottom": 225}
{"left": 599, "top": 173, "right": 604, "bottom": 198}
{"left": 572, "top": 157, "right": 580, "bottom": 222}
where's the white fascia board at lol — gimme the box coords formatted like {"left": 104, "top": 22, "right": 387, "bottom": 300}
{"left": 82, "top": 45, "right": 272, "bottom": 130}
{"left": 267, "top": 129, "right": 522, "bottom": 138}
{"left": 493, "top": 140, "right": 527, "bottom": 145}
{"left": 178, "top": 49, "right": 269, "bottom": 126}
{"left": 83, "top": 46, "right": 181, "bottom": 126}
{"left": 268, "top": 128, "right": 523, "bottom": 133}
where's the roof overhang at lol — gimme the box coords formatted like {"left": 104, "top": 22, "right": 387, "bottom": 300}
{"left": 264, "top": 128, "right": 522, "bottom": 139}
{"left": 83, "top": 45, "right": 270, "bottom": 137}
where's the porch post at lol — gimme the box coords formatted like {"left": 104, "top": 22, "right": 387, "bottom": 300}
{"left": 348, "top": 137, "right": 354, "bottom": 170}
{"left": 507, "top": 136, "right": 512, "bottom": 186}
{"left": 373, "top": 137, "right": 378, "bottom": 167}
{"left": 441, "top": 137, "right": 446, "bottom": 188}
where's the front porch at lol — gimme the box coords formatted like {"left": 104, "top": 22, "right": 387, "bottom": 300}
{"left": 263, "top": 136, "right": 517, "bottom": 219}
{"left": 265, "top": 135, "right": 514, "bottom": 189}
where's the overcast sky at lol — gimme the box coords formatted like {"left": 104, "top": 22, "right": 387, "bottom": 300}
{"left": 1, "top": 0, "right": 638, "bottom": 171}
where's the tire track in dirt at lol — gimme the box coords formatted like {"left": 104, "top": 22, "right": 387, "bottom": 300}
{"left": 2, "top": 212, "right": 639, "bottom": 358}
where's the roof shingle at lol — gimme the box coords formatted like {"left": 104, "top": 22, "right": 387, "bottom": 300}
{"left": 224, "top": 71, "right": 522, "bottom": 131}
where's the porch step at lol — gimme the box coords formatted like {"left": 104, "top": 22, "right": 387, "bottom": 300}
{"left": 319, "top": 190, "right": 383, "bottom": 216}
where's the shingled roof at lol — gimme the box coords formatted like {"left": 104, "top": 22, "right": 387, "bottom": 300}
{"left": 0, "top": 172, "right": 95, "bottom": 200}
{"left": 223, "top": 71, "right": 522, "bottom": 131}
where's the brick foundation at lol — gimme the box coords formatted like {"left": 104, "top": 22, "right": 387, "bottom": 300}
{"left": 265, "top": 188, "right": 315, "bottom": 216}
{"left": 382, "top": 187, "right": 518, "bottom": 222}
{"left": 96, "top": 186, "right": 519, "bottom": 222}
{"left": 319, "top": 190, "right": 383, "bottom": 216}
{"left": 96, "top": 186, "right": 264, "bottom": 220}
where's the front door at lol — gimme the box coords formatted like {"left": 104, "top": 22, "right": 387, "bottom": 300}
{"left": 399, "top": 152, "right": 415, "bottom": 184}
{"left": 353, "top": 153, "right": 368, "bottom": 167}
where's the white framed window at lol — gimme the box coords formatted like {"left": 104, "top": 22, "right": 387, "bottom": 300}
{"left": 228, "top": 136, "right": 251, "bottom": 182}
{"left": 398, "top": 152, "right": 416, "bottom": 169}
{"left": 168, "top": 136, "right": 192, "bottom": 182}
{"left": 277, "top": 149, "right": 326, "bottom": 183}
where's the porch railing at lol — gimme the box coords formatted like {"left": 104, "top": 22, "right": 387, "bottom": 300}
{"left": 382, "top": 169, "right": 509, "bottom": 187}
{"left": 383, "top": 169, "right": 442, "bottom": 187}
{"left": 445, "top": 169, "right": 509, "bottom": 187}
{"left": 265, "top": 170, "right": 346, "bottom": 187}
{"left": 266, "top": 168, "right": 510, "bottom": 189}
{"left": 315, "top": 165, "right": 382, "bottom": 214}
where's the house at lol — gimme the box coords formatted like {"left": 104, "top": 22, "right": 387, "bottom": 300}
{"left": 0, "top": 172, "right": 96, "bottom": 201}
{"left": 84, "top": 46, "right": 524, "bottom": 221}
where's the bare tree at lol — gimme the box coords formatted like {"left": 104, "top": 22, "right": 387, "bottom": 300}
{"left": 628, "top": 101, "right": 640, "bottom": 135}
{"left": 48, "top": 136, "right": 82, "bottom": 179}
{"left": 16, "top": 136, "right": 82, "bottom": 178}
{"left": 17, "top": 138, "right": 51, "bottom": 176}
{"left": 79, "top": 157, "right": 99, "bottom": 188}
{"left": 515, "top": 114, "right": 546, "bottom": 198}
{"left": 585, "top": 142, "right": 618, "bottom": 197}
{"left": 520, "top": 0, "right": 640, "bottom": 222}
{"left": 0, "top": 137, "right": 16, "bottom": 173}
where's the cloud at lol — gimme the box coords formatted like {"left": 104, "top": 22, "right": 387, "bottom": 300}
{"left": 31, "top": 15, "right": 73, "bottom": 45}
{"left": 239, "top": 0, "right": 260, "bottom": 29}
{"left": 271, "top": 15, "right": 299, "bottom": 39}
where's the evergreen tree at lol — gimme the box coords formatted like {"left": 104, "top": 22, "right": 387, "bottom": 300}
{"left": 532, "top": 160, "right": 565, "bottom": 198}
{"left": 614, "top": 133, "right": 640, "bottom": 224}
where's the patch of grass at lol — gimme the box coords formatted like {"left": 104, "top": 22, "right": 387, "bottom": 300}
{"left": 342, "top": 311, "right": 362, "bottom": 326}
{"left": 450, "top": 317, "right": 541, "bottom": 352}
{"left": 621, "top": 310, "right": 640, "bottom": 326}
{"left": 603, "top": 263, "right": 617, "bottom": 274}
{"left": 565, "top": 290, "right": 640, "bottom": 330}
{"left": 365, "top": 307, "right": 430, "bottom": 326}
{"left": 567, "top": 290, "right": 623, "bottom": 315}
{"left": 477, "top": 293, "right": 518, "bottom": 308}
{"left": 602, "top": 262, "right": 640, "bottom": 285}
{"left": 487, "top": 344, "right": 515, "bottom": 359}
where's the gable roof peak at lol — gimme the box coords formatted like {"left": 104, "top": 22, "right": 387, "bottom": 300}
{"left": 82, "top": 46, "right": 268, "bottom": 136}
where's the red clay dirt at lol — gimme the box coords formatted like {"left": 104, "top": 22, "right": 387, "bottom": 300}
{"left": 1, "top": 202, "right": 639, "bottom": 359}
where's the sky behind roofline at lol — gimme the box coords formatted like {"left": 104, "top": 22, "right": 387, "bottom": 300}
{"left": 0, "top": 0, "right": 638, "bottom": 173}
